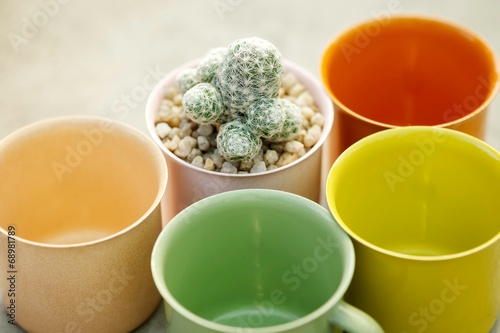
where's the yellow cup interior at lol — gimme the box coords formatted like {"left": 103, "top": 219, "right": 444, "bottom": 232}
{"left": 0, "top": 117, "right": 166, "bottom": 245}
{"left": 327, "top": 127, "right": 500, "bottom": 256}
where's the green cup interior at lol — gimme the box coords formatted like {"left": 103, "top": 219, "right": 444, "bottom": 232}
{"left": 152, "top": 190, "right": 353, "bottom": 329}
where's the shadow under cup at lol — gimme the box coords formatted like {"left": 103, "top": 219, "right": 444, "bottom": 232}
{"left": 321, "top": 16, "right": 499, "bottom": 157}
{"left": 152, "top": 190, "right": 356, "bottom": 332}
{"left": 0, "top": 117, "right": 167, "bottom": 332}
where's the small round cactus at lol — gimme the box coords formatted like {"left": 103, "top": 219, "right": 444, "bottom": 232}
{"left": 217, "top": 118, "right": 262, "bottom": 161}
{"left": 182, "top": 83, "right": 224, "bottom": 124}
{"left": 267, "top": 99, "right": 302, "bottom": 142}
{"left": 197, "top": 47, "right": 227, "bottom": 83}
{"left": 216, "top": 37, "right": 285, "bottom": 115}
{"left": 245, "top": 99, "right": 286, "bottom": 138}
{"left": 176, "top": 68, "right": 200, "bottom": 94}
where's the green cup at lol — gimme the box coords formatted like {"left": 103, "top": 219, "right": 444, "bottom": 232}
{"left": 151, "top": 189, "right": 384, "bottom": 333}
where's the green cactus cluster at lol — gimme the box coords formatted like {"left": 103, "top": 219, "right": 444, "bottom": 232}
{"left": 176, "top": 68, "right": 200, "bottom": 95}
{"left": 246, "top": 99, "right": 301, "bottom": 142}
{"left": 217, "top": 38, "right": 284, "bottom": 115}
{"left": 182, "top": 83, "right": 224, "bottom": 124}
{"left": 197, "top": 47, "right": 227, "bottom": 83}
{"left": 176, "top": 37, "right": 303, "bottom": 162}
{"left": 216, "top": 118, "right": 262, "bottom": 162}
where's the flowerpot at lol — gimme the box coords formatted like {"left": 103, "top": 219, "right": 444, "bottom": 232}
{"left": 146, "top": 59, "right": 334, "bottom": 225}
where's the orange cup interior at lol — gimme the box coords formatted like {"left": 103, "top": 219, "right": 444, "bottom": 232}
{"left": 322, "top": 16, "right": 498, "bottom": 126}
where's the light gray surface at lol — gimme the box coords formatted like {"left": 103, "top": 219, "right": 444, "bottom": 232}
{"left": 0, "top": 0, "right": 499, "bottom": 332}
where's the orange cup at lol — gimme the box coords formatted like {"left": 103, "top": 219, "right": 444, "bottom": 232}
{"left": 321, "top": 15, "right": 499, "bottom": 160}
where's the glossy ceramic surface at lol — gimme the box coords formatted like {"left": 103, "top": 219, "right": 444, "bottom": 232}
{"left": 326, "top": 127, "right": 500, "bottom": 333}
{"left": 321, "top": 15, "right": 499, "bottom": 160}
{"left": 152, "top": 189, "right": 383, "bottom": 333}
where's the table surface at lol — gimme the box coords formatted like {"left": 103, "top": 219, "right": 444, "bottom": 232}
{"left": 0, "top": 0, "right": 499, "bottom": 332}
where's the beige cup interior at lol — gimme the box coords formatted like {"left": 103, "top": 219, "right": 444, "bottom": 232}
{"left": 0, "top": 118, "right": 165, "bottom": 245}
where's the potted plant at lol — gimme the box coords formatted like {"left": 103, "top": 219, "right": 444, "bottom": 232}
{"left": 146, "top": 37, "right": 334, "bottom": 224}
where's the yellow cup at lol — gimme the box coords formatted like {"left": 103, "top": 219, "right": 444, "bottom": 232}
{"left": 0, "top": 117, "right": 168, "bottom": 332}
{"left": 326, "top": 127, "right": 500, "bottom": 333}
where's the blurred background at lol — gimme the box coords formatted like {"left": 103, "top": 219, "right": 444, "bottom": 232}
{"left": 1, "top": 0, "right": 499, "bottom": 332}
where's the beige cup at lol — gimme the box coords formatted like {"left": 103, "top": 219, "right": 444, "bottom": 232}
{"left": 146, "top": 59, "right": 334, "bottom": 224}
{"left": 0, "top": 116, "right": 168, "bottom": 333}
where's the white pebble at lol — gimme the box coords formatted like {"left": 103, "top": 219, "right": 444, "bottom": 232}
{"left": 296, "top": 129, "right": 307, "bottom": 143}
{"left": 298, "top": 147, "right": 307, "bottom": 157}
{"left": 295, "top": 92, "right": 314, "bottom": 107}
{"left": 204, "top": 158, "right": 215, "bottom": 171}
{"left": 168, "top": 127, "right": 181, "bottom": 140}
{"left": 240, "top": 160, "right": 253, "bottom": 171}
{"left": 197, "top": 124, "right": 214, "bottom": 136}
{"left": 174, "top": 137, "right": 196, "bottom": 158}
{"left": 179, "top": 126, "right": 192, "bottom": 138}
{"left": 191, "top": 156, "right": 204, "bottom": 168}
{"left": 282, "top": 73, "right": 298, "bottom": 92}
{"left": 276, "top": 152, "right": 299, "bottom": 167}
{"left": 267, "top": 165, "right": 278, "bottom": 171}
{"left": 302, "top": 118, "right": 311, "bottom": 130}
{"left": 164, "top": 86, "right": 179, "bottom": 100}
{"left": 187, "top": 148, "right": 202, "bottom": 162}
{"left": 197, "top": 136, "right": 210, "bottom": 151}
{"left": 155, "top": 122, "right": 171, "bottom": 139}
{"left": 184, "top": 136, "right": 197, "bottom": 147}
{"left": 250, "top": 161, "right": 267, "bottom": 173}
{"left": 284, "top": 140, "right": 304, "bottom": 154}
{"left": 221, "top": 162, "right": 238, "bottom": 174}
{"left": 173, "top": 94, "right": 183, "bottom": 106}
{"left": 279, "top": 87, "right": 285, "bottom": 98}
{"left": 165, "top": 135, "right": 180, "bottom": 151}
{"left": 304, "top": 125, "right": 322, "bottom": 148}
{"left": 264, "top": 150, "right": 279, "bottom": 165}
{"left": 212, "top": 151, "right": 224, "bottom": 168}
{"left": 301, "top": 107, "right": 315, "bottom": 121}
{"left": 311, "top": 113, "right": 325, "bottom": 127}
{"left": 289, "top": 83, "right": 306, "bottom": 97}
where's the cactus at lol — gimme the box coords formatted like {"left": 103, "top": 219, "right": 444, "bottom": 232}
{"left": 182, "top": 83, "right": 224, "bottom": 124}
{"left": 176, "top": 68, "right": 200, "bottom": 95}
{"left": 217, "top": 118, "right": 262, "bottom": 161}
{"left": 175, "top": 37, "right": 310, "bottom": 163}
{"left": 197, "top": 47, "right": 227, "bottom": 83}
{"left": 216, "top": 37, "right": 285, "bottom": 115}
{"left": 245, "top": 99, "right": 286, "bottom": 138}
{"left": 266, "top": 99, "right": 302, "bottom": 142}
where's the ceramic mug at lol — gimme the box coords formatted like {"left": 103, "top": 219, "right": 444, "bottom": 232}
{"left": 0, "top": 116, "right": 168, "bottom": 332}
{"left": 151, "top": 189, "right": 383, "bottom": 333}
{"left": 146, "top": 59, "right": 334, "bottom": 225}
{"left": 321, "top": 15, "right": 499, "bottom": 159}
{"left": 326, "top": 127, "right": 500, "bottom": 333}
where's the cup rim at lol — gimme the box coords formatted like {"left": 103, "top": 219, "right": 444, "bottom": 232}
{"left": 151, "top": 189, "right": 355, "bottom": 332}
{"left": 145, "top": 58, "right": 334, "bottom": 178}
{"left": 326, "top": 126, "right": 500, "bottom": 262}
{"left": 320, "top": 13, "right": 500, "bottom": 129}
{"left": 0, "top": 115, "right": 168, "bottom": 249}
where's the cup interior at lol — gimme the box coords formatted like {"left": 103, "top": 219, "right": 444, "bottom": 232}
{"left": 327, "top": 127, "right": 500, "bottom": 256}
{"left": 322, "top": 16, "right": 498, "bottom": 126}
{"left": 0, "top": 117, "right": 166, "bottom": 245}
{"left": 153, "top": 190, "right": 352, "bottom": 329}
